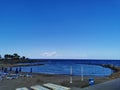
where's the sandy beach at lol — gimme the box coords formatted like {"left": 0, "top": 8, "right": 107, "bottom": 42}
{"left": 0, "top": 63, "right": 120, "bottom": 90}
{"left": 0, "top": 73, "right": 110, "bottom": 90}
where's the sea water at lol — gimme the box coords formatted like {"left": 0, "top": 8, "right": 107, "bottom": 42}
{"left": 12, "top": 59, "right": 119, "bottom": 76}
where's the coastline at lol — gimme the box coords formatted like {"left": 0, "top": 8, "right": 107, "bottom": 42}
{"left": 0, "top": 62, "right": 120, "bottom": 90}
{"left": 98, "top": 64, "right": 120, "bottom": 79}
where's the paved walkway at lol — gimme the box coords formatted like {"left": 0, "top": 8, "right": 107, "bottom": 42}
{"left": 71, "top": 87, "right": 82, "bottom": 90}
{"left": 82, "top": 78, "right": 120, "bottom": 90}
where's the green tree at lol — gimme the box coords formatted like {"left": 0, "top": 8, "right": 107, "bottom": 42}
{"left": 21, "top": 56, "right": 26, "bottom": 60}
{"left": 13, "top": 53, "right": 20, "bottom": 60}
{"left": 0, "top": 55, "right": 2, "bottom": 60}
{"left": 4, "top": 54, "right": 12, "bottom": 59}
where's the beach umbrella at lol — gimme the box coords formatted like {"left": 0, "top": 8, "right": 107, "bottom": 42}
{"left": 4, "top": 68, "right": 8, "bottom": 73}
{"left": 10, "top": 67, "right": 12, "bottom": 71}
{"left": 30, "top": 68, "right": 32, "bottom": 73}
{"left": 19, "top": 67, "right": 22, "bottom": 72}
{"left": 2, "top": 66, "right": 4, "bottom": 71}
{"left": 15, "top": 68, "right": 19, "bottom": 74}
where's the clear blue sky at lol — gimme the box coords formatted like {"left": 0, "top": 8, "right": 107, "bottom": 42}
{"left": 0, "top": 0, "right": 120, "bottom": 59}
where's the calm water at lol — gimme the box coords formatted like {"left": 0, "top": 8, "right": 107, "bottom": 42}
{"left": 12, "top": 59, "right": 120, "bottom": 76}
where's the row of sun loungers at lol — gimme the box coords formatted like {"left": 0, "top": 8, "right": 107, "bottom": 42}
{"left": 16, "top": 87, "right": 29, "bottom": 90}
{"left": 0, "top": 73, "right": 33, "bottom": 80}
{"left": 16, "top": 83, "right": 70, "bottom": 90}
{"left": 43, "top": 83, "right": 70, "bottom": 90}
{"left": 31, "top": 85, "right": 50, "bottom": 90}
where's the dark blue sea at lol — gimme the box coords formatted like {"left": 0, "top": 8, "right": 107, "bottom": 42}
{"left": 14, "top": 59, "right": 120, "bottom": 76}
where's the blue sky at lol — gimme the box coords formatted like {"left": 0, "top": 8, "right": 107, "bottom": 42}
{"left": 0, "top": 0, "right": 120, "bottom": 59}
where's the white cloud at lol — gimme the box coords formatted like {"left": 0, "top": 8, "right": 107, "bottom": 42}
{"left": 41, "top": 51, "right": 57, "bottom": 57}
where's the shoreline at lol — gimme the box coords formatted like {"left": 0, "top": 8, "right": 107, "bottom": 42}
{"left": 1, "top": 62, "right": 120, "bottom": 78}
{"left": 1, "top": 63, "right": 120, "bottom": 78}
{"left": 0, "top": 63, "right": 120, "bottom": 90}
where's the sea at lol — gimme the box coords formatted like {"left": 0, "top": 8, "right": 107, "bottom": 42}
{"left": 13, "top": 59, "right": 120, "bottom": 76}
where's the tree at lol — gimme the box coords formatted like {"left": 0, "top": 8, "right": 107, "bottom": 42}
{"left": 3, "top": 53, "right": 27, "bottom": 60}
{"left": 21, "top": 56, "right": 26, "bottom": 60}
{"left": 0, "top": 55, "right": 2, "bottom": 60}
{"left": 13, "top": 53, "right": 20, "bottom": 60}
{"left": 4, "top": 54, "right": 8, "bottom": 59}
{"left": 4, "top": 54, "right": 12, "bottom": 60}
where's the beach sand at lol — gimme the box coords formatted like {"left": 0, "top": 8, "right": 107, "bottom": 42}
{"left": 0, "top": 64, "right": 120, "bottom": 90}
{"left": 0, "top": 73, "right": 111, "bottom": 90}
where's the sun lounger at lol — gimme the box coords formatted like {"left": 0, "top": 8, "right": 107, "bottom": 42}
{"left": 6, "top": 76, "right": 13, "bottom": 80}
{"left": 31, "top": 85, "right": 50, "bottom": 90}
{"left": 43, "top": 83, "right": 70, "bottom": 90}
{"left": 19, "top": 74, "right": 25, "bottom": 77}
{"left": 16, "top": 87, "right": 29, "bottom": 90}
{"left": 0, "top": 76, "right": 2, "bottom": 81}
{"left": 6, "top": 75, "right": 18, "bottom": 80}
{"left": 26, "top": 74, "right": 32, "bottom": 78}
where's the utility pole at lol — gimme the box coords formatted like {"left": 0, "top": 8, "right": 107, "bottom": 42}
{"left": 70, "top": 66, "right": 73, "bottom": 83}
{"left": 81, "top": 66, "right": 84, "bottom": 81}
